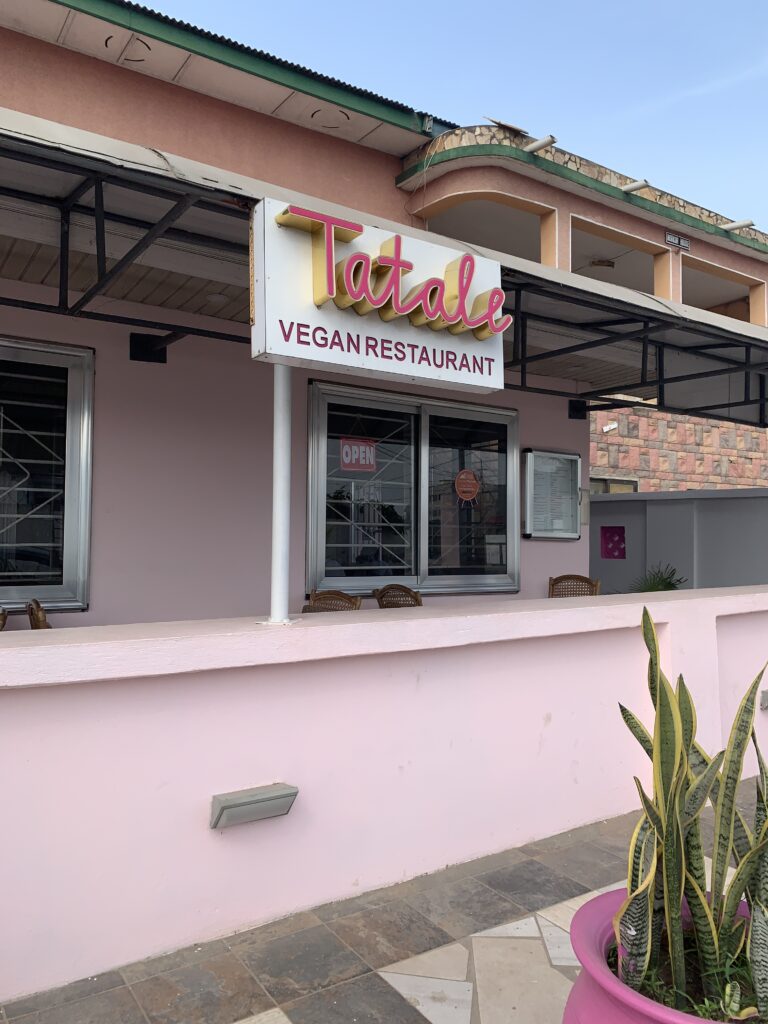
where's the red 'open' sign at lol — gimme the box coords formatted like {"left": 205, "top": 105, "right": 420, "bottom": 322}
{"left": 340, "top": 437, "right": 377, "bottom": 472}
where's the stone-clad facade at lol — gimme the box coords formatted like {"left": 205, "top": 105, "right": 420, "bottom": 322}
{"left": 590, "top": 408, "right": 768, "bottom": 491}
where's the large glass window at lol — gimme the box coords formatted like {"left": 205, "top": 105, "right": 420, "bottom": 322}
{"left": 308, "top": 384, "right": 518, "bottom": 594}
{"left": 427, "top": 415, "right": 508, "bottom": 576}
{"left": 0, "top": 339, "right": 93, "bottom": 609}
{"left": 324, "top": 404, "right": 416, "bottom": 579}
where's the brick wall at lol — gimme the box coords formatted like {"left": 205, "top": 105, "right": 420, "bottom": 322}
{"left": 590, "top": 408, "right": 768, "bottom": 490}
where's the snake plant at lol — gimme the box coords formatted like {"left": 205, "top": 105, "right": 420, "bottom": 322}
{"left": 615, "top": 609, "right": 768, "bottom": 1018}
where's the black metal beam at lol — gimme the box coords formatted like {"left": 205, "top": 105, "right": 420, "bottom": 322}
{"left": 0, "top": 182, "right": 248, "bottom": 256}
{"left": 94, "top": 179, "right": 106, "bottom": 279}
{"left": 641, "top": 324, "right": 649, "bottom": 386}
{"left": 523, "top": 309, "right": 753, "bottom": 371}
{"left": 506, "top": 323, "right": 667, "bottom": 369}
{"left": 0, "top": 184, "right": 60, "bottom": 208}
{"left": 657, "top": 345, "right": 665, "bottom": 407}
{"left": 579, "top": 357, "right": 768, "bottom": 400}
{"left": 0, "top": 294, "right": 248, "bottom": 344}
{"left": 58, "top": 208, "right": 69, "bottom": 311}
{"left": 511, "top": 288, "right": 522, "bottom": 363}
{"left": 62, "top": 176, "right": 94, "bottom": 210}
{"left": 68, "top": 194, "right": 196, "bottom": 314}
{"left": 679, "top": 396, "right": 761, "bottom": 415}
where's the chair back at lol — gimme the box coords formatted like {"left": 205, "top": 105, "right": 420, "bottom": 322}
{"left": 373, "top": 584, "right": 423, "bottom": 608}
{"left": 548, "top": 574, "right": 601, "bottom": 598}
{"left": 26, "top": 598, "right": 52, "bottom": 628}
{"left": 302, "top": 590, "right": 363, "bottom": 613}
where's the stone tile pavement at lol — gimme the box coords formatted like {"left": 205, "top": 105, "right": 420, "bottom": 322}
{"left": 0, "top": 808, "right": 643, "bottom": 1024}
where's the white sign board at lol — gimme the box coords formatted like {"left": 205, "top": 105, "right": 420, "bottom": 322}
{"left": 252, "top": 197, "right": 507, "bottom": 392}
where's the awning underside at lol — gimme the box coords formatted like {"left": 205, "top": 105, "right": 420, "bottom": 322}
{"left": 0, "top": 134, "right": 250, "bottom": 356}
{"left": 0, "top": 132, "right": 766, "bottom": 423}
{"left": 502, "top": 267, "right": 768, "bottom": 426}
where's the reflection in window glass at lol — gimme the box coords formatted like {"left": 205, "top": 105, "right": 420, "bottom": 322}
{"left": 0, "top": 359, "right": 67, "bottom": 587}
{"left": 427, "top": 415, "right": 507, "bottom": 576}
{"left": 325, "top": 403, "right": 416, "bottom": 578}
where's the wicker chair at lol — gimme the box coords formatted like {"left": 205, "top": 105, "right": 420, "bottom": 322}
{"left": 302, "top": 590, "right": 363, "bottom": 613}
{"left": 373, "top": 584, "right": 423, "bottom": 608}
{"left": 548, "top": 574, "right": 601, "bottom": 598}
{"left": 26, "top": 598, "right": 52, "bottom": 628}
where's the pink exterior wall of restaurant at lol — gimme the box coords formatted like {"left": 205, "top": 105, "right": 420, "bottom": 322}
{"left": 0, "top": 28, "right": 414, "bottom": 226}
{"left": 0, "top": 302, "right": 588, "bottom": 629}
{"left": 2, "top": 588, "right": 768, "bottom": 1000}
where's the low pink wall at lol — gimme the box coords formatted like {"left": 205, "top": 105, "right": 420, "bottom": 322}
{"left": 0, "top": 303, "right": 589, "bottom": 628}
{"left": 2, "top": 587, "right": 767, "bottom": 1000}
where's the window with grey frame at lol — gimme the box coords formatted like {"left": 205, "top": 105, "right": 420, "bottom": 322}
{"left": 0, "top": 338, "right": 93, "bottom": 610}
{"left": 308, "top": 383, "right": 519, "bottom": 594}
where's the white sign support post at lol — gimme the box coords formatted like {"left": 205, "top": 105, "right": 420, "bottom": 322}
{"left": 269, "top": 362, "right": 292, "bottom": 623}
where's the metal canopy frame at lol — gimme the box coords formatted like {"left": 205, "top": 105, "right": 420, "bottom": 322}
{"left": 501, "top": 268, "right": 768, "bottom": 426}
{"left": 0, "top": 139, "right": 252, "bottom": 356}
{"left": 0, "top": 135, "right": 767, "bottom": 421}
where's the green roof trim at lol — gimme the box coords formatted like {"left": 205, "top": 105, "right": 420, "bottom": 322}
{"left": 50, "top": 0, "right": 457, "bottom": 138}
{"left": 397, "top": 144, "right": 768, "bottom": 258}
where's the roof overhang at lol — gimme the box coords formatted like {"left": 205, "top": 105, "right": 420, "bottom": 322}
{"left": 0, "top": 0, "right": 455, "bottom": 157}
{"left": 0, "top": 107, "right": 766, "bottom": 425}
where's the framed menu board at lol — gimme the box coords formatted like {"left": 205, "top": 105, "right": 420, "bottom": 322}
{"left": 522, "top": 450, "right": 581, "bottom": 540}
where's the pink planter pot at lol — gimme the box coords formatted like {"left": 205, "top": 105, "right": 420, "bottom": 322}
{"left": 564, "top": 889, "right": 702, "bottom": 1023}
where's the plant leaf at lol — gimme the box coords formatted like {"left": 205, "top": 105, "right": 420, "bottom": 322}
{"left": 685, "top": 822, "right": 707, "bottom": 903}
{"left": 653, "top": 673, "right": 684, "bottom": 827}
{"left": 683, "top": 750, "right": 725, "bottom": 826}
{"left": 711, "top": 672, "right": 764, "bottom": 924}
{"left": 642, "top": 606, "right": 660, "bottom": 708}
{"left": 635, "top": 778, "right": 664, "bottom": 837}
{"left": 662, "top": 769, "right": 687, "bottom": 1006}
{"left": 619, "top": 704, "right": 653, "bottom": 759}
{"left": 735, "top": 810, "right": 754, "bottom": 865}
{"left": 728, "top": 918, "right": 748, "bottom": 963}
{"left": 684, "top": 869, "right": 720, "bottom": 1000}
{"left": 753, "top": 731, "right": 768, "bottom": 842}
{"left": 676, "top": 674, "right": 697, "bottom": 754}
{"left": 627, "top": 815, "right": 653, "bottom": 894}
{"left": 748, "top": 900, "right": 768, "bottom": 1018}
{"left": 720, "top": 838, "right": 768, "bottom": 946}
{"left": 613, "top": 847, "right": 657, "bottom": 990}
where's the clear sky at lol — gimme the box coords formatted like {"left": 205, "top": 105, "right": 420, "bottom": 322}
{"left": 152, "top": 0, "right": 768, "bottom": 226}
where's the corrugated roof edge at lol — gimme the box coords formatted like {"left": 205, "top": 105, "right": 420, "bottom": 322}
{"left": 49, "top": 0, "right": 458, "bottom": 138}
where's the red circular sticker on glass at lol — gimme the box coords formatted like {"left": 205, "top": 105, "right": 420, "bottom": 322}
{"left": 454, "top": 469, "right": 480, "bottom": 501}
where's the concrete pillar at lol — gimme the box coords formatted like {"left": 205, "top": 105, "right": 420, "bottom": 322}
{"left": 749, "top": 282, "right": 768, "bottom": 326}
{"left": 653, "top": 250, "right": 682, "bottom": 303}
{"left": 540, "top": 209, "right": 561, "bottom": 268}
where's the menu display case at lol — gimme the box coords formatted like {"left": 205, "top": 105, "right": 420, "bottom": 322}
{"left": 522, "top": 450, "right": 581, "bottom": 540}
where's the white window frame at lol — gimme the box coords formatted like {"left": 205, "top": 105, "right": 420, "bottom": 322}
{"left": 0, "top": 337, "right": 94, "bottom": 610}
{"left": 308, "top": 382, "right": 520, "bottom": 595}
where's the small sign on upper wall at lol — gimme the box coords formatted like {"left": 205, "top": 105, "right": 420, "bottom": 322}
{"left": 251, "top": 198, "right": 508, "bottom": 392}
{"left": 665, "top": 231, "right": 691, "bottom": 251}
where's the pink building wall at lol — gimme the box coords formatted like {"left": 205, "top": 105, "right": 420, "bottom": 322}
{"left": 2, "top": 588, "right": 767, "bottom": 1000}
{"left": 0, "top": 302, "right": 588, "bottom": 628}
{"left": 0, "top": 28, "right": 414, "bottom": 226}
